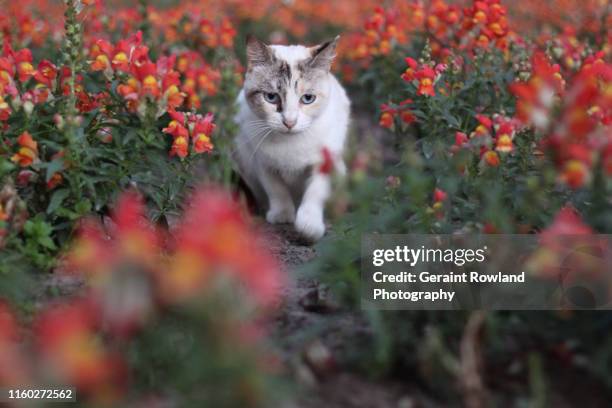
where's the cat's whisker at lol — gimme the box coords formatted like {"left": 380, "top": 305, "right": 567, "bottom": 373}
{"left": 241, "top": 125, "right": 272, "bottom": 145}
{"left": 246, "top": 124, "right": 272, "bottom": 134}
{"left": 229, "top": 126, "right": 272, "bottom": 156}
{"left": 248, "top": 129, "right": 273, "bottom": 163}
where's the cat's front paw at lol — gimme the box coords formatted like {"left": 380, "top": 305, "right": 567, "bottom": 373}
{"left": 266, "top": 205, "right": 295, "bottom": 224}
{"left": 295, "top": 205, "right": 325, "bottom": 242}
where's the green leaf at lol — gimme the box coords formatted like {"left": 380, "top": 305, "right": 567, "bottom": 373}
{"left": 75, "top": 199, "right": 92, "bottom": 215}
{"left": 45, "top": 158, "right": 64, "bottom": 182}
{"left": 38, "top": 236, "right": 57, "bottom": 250}
{"left": 0, "top": 158, "right": 16, "bottom": 177}
{"left": 46, "top": 188, "right": 70, "bottom": 214}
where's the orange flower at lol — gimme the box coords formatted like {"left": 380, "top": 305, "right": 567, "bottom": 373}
{"left": 164, "top": 111, "right": 215, "bottom": 157}
{"left": 0, "top": 204, "right": 8, "bottom": 222}
{"left": 163, "top": 189, "right": 282, "bottom": 306}
{"left": 483, "top": 150, "right": 500, "bottom": 166}
{"left": 47, "top": 172, "right": 63, "bottom": 190}
{"left": 379, "top": 111, "right": 394, "bottom": 128}
{"left": 35, "top": 300, "right": 126, "bottom": 399}
{"left": 560, "top": 160, "right": 590, "bottom": 188}
{"left": 14, "top": 50, "right": 34, "bottom": 82}
{"left": 418, "top": 77, "right": 435, "bottom": 96}
{"left": 0, "top": 96, "right": 11, "bottom": 121}
{"left": 91, "top": 54, "right": 111, "bottom": 72}
{"left": 11, "top": 131, "right": 38, "bottom": 167}
{"left": 402, "top": 59, "right": 439, "bottom": 97}
{"left": 170, "top": 136, "right": 188, "bottom": 158}
{"left": 192, "top": 120, "right": 215, "bottom": 151}
{"left": 495, "top": 134, "right": 513, "bottom": 152}
{"left": 164, "top": 84, "right": 185, "bottom": 110}
{"left": 193, "top": 133, "right": 212, "bottom": 154}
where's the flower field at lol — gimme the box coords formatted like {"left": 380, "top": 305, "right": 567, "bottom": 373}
{"left": 0, "top": 0, "right": 610, "bottom": 406}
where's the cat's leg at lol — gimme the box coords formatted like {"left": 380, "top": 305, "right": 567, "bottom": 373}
{"left": 295, "top": 172, "right": 330, "bottom": 241}
{"left": 259, "top": 166, "right": 296, "bottom": 224}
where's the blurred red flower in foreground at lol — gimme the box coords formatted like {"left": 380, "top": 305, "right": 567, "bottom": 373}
{"left": 0, "top": 302, "right": 30, "bottom": 386}
{"left": 164, "top": 189, "right": 282, "bottom": 305}
{"left": 34, "top": 299, "right": 126, "bottom": 402}
{"left": 511, "top": 53, "right": 565, "bottom": 130}
{"left": 527, "top": 206, "right": 606, "bottom": 283}
{"left": 68, "top": 188, "right": 282, "bottom": 320}
{"left": 513, "top": 53, "right": 611, "bottom": 189}
{"left": 0, "top": 188, "right": 283, "bottom": 404}
{"left": 540, "top": 206, "right": 593, "bottom": 237}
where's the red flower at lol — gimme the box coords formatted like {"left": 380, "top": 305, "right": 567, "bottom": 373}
{"left": 162, "top": 119, "right": 189, "bottom": 139}
{"left": 34, "top": 60, "right": 58, "bottom": 87}
{"left": 510, "top": 53, "right": 564, "bottom": 130}
{"left": 0, "top": 302, "right": 30, "bottom": 385}
{"left": 401, "top": 57, "right": 418, "bottom": 81}
{"left": 455, "top": 131, "right": 468, "bottom": 146}
{"left": 34, "top": 300, "right": 126, "bottom": 398}
{"left": 473, "top": 114, "right": 492, "bottom": 136}
{"left": 319, "top": 147, "right": 334, "bottom": 174}
{"left": 163, "top": 189, "right": 283, "bottom": 306}
{"left": 164, "top": 111, "right": 215, "bottom": 157}
{"left": 560, "top": 160, "right": 590, "bottom": 188}
{"left": 433, "top": 188, "right": 447, "bottom": 202}
{"left": 47, "top": 172, "right": 63, "bottom": 190}
{"left": 170, "top": 136, "right": 189, "bottom": 158}
{"left": 193, "top": 133, "right": 212, "bottom": 154}
{"left": 541, "top": 206, "right": 593, "bottom": 236}
{"left": 13, "top": 48, "right": 34, "bottom": 82}
{"left": 400, "top": 110, "right": 416, "bottom": 124}
{"left": 417, "top": 77, "right": 435, "bottom": 97}
{"left": 0, "top": 96, "right": 11, "bottom": 120}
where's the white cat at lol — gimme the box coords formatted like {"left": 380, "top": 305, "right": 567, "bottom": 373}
{"left": 233, "top": 36, "right": 350, "bottom": 241}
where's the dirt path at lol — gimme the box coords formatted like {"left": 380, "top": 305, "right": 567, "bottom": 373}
{"left": 262, "top": 223, "right": 442, "bottom": 408}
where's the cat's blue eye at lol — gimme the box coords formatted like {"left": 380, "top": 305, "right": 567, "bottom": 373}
{"left": 263, "top": 92, "right": 279, "bottom": 104}
{"left": 300, "top": 94, "right": 316, "bottom": 104}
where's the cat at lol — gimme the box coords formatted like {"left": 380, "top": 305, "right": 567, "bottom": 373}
{"left": 233, "top": 35, "right": 350, "bottom": 242}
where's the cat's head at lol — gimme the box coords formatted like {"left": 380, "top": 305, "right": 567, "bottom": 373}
{"left": 243, "top": 35, "right": 339, "bottom": 133}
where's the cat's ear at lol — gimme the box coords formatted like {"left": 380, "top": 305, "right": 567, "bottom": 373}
{"left": 307, "top": 36, "right": 340, "bottom": 71}
{"left": 246, "top": 35, "right": 273, "bottom": 69}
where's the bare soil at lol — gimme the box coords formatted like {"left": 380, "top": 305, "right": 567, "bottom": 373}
{"left": 261, "top": 223, "right": 443, "bottom": 408}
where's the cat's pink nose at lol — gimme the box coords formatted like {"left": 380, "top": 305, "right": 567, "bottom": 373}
{"left": 283, "top": 118, "right": 297, "bottom": 130}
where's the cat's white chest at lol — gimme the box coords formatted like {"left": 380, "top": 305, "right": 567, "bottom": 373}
{"left": 257, "top": 132, "right": 323, "bottom": 172}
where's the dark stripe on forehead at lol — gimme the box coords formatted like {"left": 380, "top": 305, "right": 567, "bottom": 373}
{"left": 278, "top": 61, "right": 292, "bottom": 84}
{"left": 275, "top": 61, "right": 292, "bottom": 113}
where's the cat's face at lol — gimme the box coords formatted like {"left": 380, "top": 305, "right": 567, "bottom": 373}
{"left": 243, "top": 36, "right": 338, "bottom": 134}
